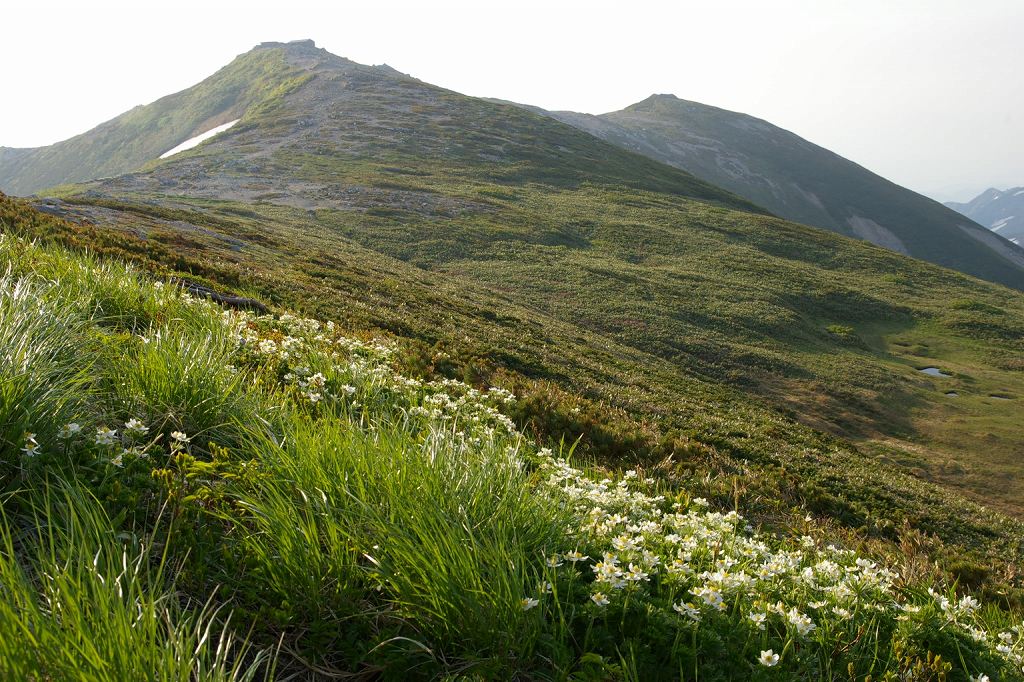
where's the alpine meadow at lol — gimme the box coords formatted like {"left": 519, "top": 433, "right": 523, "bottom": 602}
{"left": 1, "top": 34, "right": 1023, "bottom": 681}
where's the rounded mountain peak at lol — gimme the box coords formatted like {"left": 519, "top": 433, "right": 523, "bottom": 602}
{"left": 257, "top": 39, "right": 318, "bottom": 50}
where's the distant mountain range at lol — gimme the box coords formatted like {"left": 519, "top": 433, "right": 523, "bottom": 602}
{"left": 498, "top": 95, "right": 1024, "bottom": 290}
{"left": 946, "top": 187, "right": 1024, "bottom": 246}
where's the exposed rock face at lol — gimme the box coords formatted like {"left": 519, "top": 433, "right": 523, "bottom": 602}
{"left": 170, "top": 277, "right": 268, "bottom": 312}
{"left": 846, "top": 215, "right": 909, "bottom": 255}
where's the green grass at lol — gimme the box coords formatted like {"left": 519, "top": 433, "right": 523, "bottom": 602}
{"left": 0, "top": 233, "right": 1022, "bottom": 679}
{"left": 8, "top": 148, "right": 1024, "bottom": 609}
{"left": 3, "top": 37, "right": 1024, "bottom": 658}
{"left": 110, "top": 315, "right": 254, "bottom": 443}
{"left": 0, "top": 275, "right": 91, "bottom": 468}
{"left": 45, "top": 179, "right": 1024, "bottom": 507}
{"left": 0, "top": 487, "right": 270, "bottom": 681}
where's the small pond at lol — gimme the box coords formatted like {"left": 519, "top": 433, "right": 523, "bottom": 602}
{"left": 919, "top": 367, "right": 951, "bottom": 378}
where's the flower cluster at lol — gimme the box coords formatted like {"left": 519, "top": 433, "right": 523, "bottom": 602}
{"left": 530, "top": 453, "right": 1015, "bottom": 675}
{"left": 11, "top": 267, "right": 1015, "bottom": 678}
{"left": 29, "top": 418, "right": 184, "bottom": 470}
{"left": 21, "top": 433, "right": 40, "bottom": 458}
{"left": 231, "top": 311, "right": 519, "bottom": 445}
{"left": 93, "top": 418, "right": 156, "bottom": 467}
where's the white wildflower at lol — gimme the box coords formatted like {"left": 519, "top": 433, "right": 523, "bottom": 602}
{"left": 611, "top": 534, "right": 641, "bottom": 552}
{"left": 673, "top": 601, "right": 701, "bottom": 622}
{"left": 624, "top": 563, "right": 650, "bottom": 582}
{"left": 95, "top": 427, "right": 117, "bottom": 446}
{"left": 958, "top": 596, "right": 981, "bottom": 614}
{"left": 691, "top": 586, "right": 726, "bottom": 612}
{"left": 124, "top": 418, "right": 149, "bottom": 437}
{"left": 593, "top": 560, "right": 622, "bottom": 584}
{"left": 57, "top": 423, "right": 82, "bottom": 439}
{"left": 786, "top": 608, "right": 816, "bottom": 637}
{"left": 21, "top": 433, "right": 40, "bottom": 457}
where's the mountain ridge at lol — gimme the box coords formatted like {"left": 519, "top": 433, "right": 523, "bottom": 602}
{"left": 0, "top": 41, "right": 763, "bottom": 216}
{"left": 0, "top": 40, "right": 410, "bottom": 197}
{"left": 946, "top": 186, "right": 1024, "bottom": 246}
{"left": 501, "top": 93, "right": 1024, "bottom": 290}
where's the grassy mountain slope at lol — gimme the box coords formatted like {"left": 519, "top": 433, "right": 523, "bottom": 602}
{"left": 0, "top": 41, "right": 321, "bottom": 196}
{"left": 7, "top": 39, "right": 1024, "bottom": 603}
{"left": 511, "top": 95, "right": 1024, "bottom": 291}
{"left": 0, "top": 42, "right": 759, "bottom": 214}
{"left": 42, "top": 41, "right": 1024, "bottom": 514}
{"left": 1, "top": 212, "right": 1022, "bottom": 680}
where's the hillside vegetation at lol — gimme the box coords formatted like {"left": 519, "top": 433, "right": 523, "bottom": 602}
{"left": 23, "top": 42, "right": 1020, "bottom": 527}
{"left": 3, "top": 39, "right": 1024, "bottom": 678}
{"left": 1, "top": 218, "right": 1023, "bottom": 680}
{"left": 0, "top": 37, "right": 1020, "bottom": 599}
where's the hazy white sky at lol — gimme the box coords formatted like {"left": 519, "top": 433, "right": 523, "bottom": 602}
{"left": 2, "top": 0, "right": 1021, "bottom": 201}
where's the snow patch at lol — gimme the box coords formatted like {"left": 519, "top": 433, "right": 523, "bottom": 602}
{"left": 160, "top": 119, "right": 240, "bottom": 159}
{"left": 990, "top": 216, "right": 1013, "bottom": 230}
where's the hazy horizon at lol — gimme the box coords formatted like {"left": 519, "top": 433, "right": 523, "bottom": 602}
{"left": 2, "top": 0, "right": 1021, "bottom": 203}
